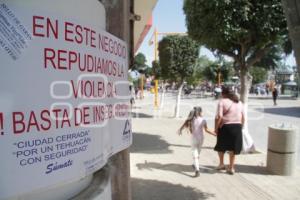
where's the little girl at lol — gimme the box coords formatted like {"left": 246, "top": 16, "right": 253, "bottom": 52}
{"left": 178, "top": 107, "right": 216, "bottom": 177}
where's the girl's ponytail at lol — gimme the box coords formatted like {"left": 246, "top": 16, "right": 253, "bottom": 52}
{"left": 179, "top": 110, "right": 195, "bottom": 134}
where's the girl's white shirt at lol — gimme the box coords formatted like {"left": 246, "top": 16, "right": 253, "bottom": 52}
{"left": 191, "top": 116, "right": 207, "bottom": 140}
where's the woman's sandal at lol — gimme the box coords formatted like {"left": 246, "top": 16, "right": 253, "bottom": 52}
{"left": 226, "top": 168, "right": 235, "bottom": 175}
{"left": 215, "top": 165, "right": 226, "bottom": 170}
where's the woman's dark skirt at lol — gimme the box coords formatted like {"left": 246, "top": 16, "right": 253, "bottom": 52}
{"left": 214, "top": 123, "right": 243, "bottom": 155}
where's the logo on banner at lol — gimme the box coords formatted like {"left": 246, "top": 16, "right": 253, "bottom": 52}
{"left": 122, "top": 120, "right": 131, "bottom": 141}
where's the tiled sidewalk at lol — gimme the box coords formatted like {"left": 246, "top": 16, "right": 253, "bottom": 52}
{"left": 130, "top": 97, "right": 300, "bottom": 200}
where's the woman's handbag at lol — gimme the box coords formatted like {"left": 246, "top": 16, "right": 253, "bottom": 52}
{"left": 241, "top": 127, "right": 255, "bottom": 153}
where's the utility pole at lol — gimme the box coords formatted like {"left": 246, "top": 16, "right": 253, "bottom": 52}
{"left": 140, "top": 74, "right": 144, "bottom": 99}
{"left": 153, "top": 28, "right": 158, "bottom": 107}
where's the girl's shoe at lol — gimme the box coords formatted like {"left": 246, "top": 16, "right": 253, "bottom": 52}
{"left": 215, "top": 165, "right": 226, "bottom": 170}
{"left": 194, "top": 170, "right": 200, "bottom": 177}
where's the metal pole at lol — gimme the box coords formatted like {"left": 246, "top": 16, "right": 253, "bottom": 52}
{"left": 154, "top": 28, "right": 158, "bottom": 61}
{"left": 154, "top": 29, "right": 159, "bottom": 107}
{"left": 154, "top": 79, "right": 159, "bottom": 108}
{"left": 140, "top": 74, "right": 144, "bottom": 99}
{"left": 150, "top": 28, "right": 158, "bottom": 107}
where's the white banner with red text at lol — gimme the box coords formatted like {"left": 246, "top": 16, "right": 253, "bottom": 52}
{"left": 0, "top": 1, "right": 131, "bottom": 198}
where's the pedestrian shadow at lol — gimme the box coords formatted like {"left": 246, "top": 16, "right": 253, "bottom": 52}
{"left": 131, "top": 112, "right": 153, "bottom": 118}
{"left": 130, "top": 132, "right": 173, "bottom": 154}
{"left": 203, "top": 164, "right": 270, "bottom": 175}
{"left": 202, "top": 165, "right": 225, "bottom": 173}
{"left": 169, "top": 143, "right": 191, "bottom": 148}
{"left": 256, "top": 107, "right": 300, "bottom": 118}
{"left": 201, "top": 146, "right": 215, "bottom": 150}
{"left": 132, "top": 178, "right": 215, "bottom": 200}
{"left": 168, "top": 144, "right": 214, "bottom": 150}
{"left": 136, "top": 161, "right": 217, "bottom": 178}
{"left": 235, "top": 164, "right": 270, "bottom": 175}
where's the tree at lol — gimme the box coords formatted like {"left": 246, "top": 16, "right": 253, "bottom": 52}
{"left": 184, "top": 0, "right": 289, "bottom": 153}
{"left": 202, "top": 59, "right": 234, "bottom": 84}
{"left": 249, "top": 67, "right": 268, "bottom": 84}
{"left": 159, "top": 35, "right": 199, "bottom": 82}
{"left": 152, "top": 60, "right": 162, "bottom": 79}
{"left": 184, "top": 0, "right": 289, "bottom": 103}
{"left": 186, "top": 55, "right": 212, "bottom": 86}
{"left": 254, "top": 44, "right": 286, "bottom": 70}
{"left": 132, "top": 53, "right": 149, "bottom": 98}
{"left": 158, "top": 35, "right": 199, "bottom": 117}
{"left": 282, "top": 0, "right": 300, "bottom": 73}
{"left": 132, "top": 52, "right": 148, "bottom": 73}
{"left": 144, "top": 66, "right": 153, "bottom": 78}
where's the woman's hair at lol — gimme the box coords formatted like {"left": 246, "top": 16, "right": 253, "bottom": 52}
{"left": 179, "top": 107, "right": 202, "bottom": 134}
{"left": 221, "top": 86, "right": 239, "bottom": 103}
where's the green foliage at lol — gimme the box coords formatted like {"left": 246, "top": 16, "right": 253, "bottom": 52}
{"left": 152, "top": 60, "right": 162, "bottom": 79}
{"left": 184, "top": 0, "right": 289, "bottom": 102}
{"left": 254, "top": 35, "right": 292, "bottom": 70}
{"left": 144, "top": 66, "right": 153, "bottom": 78}
{"left": 183, "top": 0, "right": 288, "bottom": 68}
{"left": 186, "top": 56, "right": 211, "bottom": 85}
{"left": 158, "top": 35, "right": 199, "bottom": 82}
{"left": 202, "top": 60, "right": 234, "bottom": 83}
{"left": 132, "top": 53, "right": 148, "bottom": 73}
{"left": 249, "top": 66, "right": 268, "bottom": 84}
{"left": 184, "top": 55, "right": 234, "bottom": 85}
{"left": 254, "top": 45, "right": 284, "bottom": 70}
{"left": 196, "top": 55, "right": 213, "bottom": 68}
{"left": 128, "top": 73, "right": 134, "bottom": 83}
{"left": 128, "top": 73, "right": 139, "bottom": 88}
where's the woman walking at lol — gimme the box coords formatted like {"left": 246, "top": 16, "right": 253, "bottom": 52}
{"left": 214, "top": 86, "right": 245, "bottom": 175}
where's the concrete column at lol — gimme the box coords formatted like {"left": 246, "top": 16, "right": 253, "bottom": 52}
{"left": 282, "top": 0, "right": 300, "bottom": 72}
{"left": 100, "top": 0, "right": 132, "bottom": 199}
{"left": 267, "top": 124, "right": 298, "bottom": 175}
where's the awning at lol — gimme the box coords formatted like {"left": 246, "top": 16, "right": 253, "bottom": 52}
{"left": 134, "top": 0, "right": 158, "bottom": 53}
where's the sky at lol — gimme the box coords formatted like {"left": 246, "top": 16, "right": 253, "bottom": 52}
{"left": 137, "top": 0, "right": 296, "bottom": 68}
